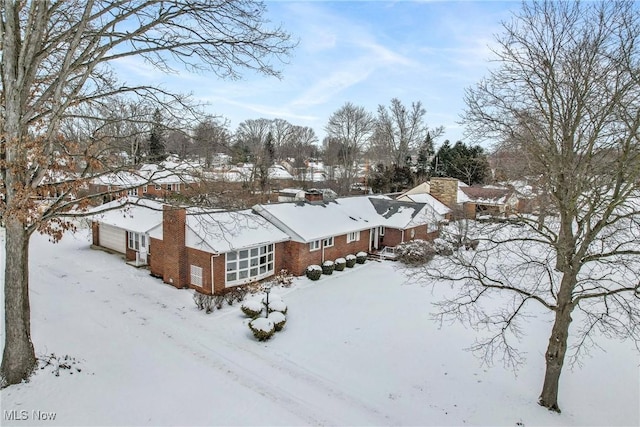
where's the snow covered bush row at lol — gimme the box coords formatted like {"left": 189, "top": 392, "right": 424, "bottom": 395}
{"left": 306, "top": 254, "right": 365, "bottom": 281}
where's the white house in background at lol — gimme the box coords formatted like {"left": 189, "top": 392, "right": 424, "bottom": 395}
{"left": 90, "top": 197, "right": 165, "bottom": 266}
{"left": 268, "top": 165, "right": 294, "bottom": 180}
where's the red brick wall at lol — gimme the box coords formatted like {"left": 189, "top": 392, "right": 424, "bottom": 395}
{"left": 185, "top": 247, "right": 214, "bottom": 295}
{"left": 282, "top": 231, "right": 371, "bottom": 276}
{"left": 162, "top": 206, "right": 187, "bottom": 288}
{"left": 382, "top": 226, "right": 439, "bottom": 247}
{"left": 149, "top": 237, "right": 164, "bottom": 278}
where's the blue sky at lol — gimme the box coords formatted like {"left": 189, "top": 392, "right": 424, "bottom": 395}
{"left": 115, "top": 1, "right": 521, "bottom": 147}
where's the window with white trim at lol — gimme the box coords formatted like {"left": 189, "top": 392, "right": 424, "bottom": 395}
{"left": 379, "top": 226, "right": 385, "bottom": 236}
{"left": 127, "top": 188, "right": 138, "bottom": 196}
{"left": 167, "top": 184, "right": 173, "bottom": 191}
{"left": 347, "top": 231, "right": 360, "bottom": 243}
{"left": 225, "top": 244, "right": 274, "bottom": 286}
{"left": 323, "top": 237, "right": 334, "bottom": 247}
{"left": 127, "top": 232, "right": 145, "bottom": 251}
{"left": 190, "top": 265, "right": 203, "bottom": 287}
{"left": 155, "top": 184, "right": 162, "bottom": 190}
{"left": 309, "top": 240, "right": 321, "bottom": 251}
{"left": 142, "top": 185, "right": 148, "bottom": 193}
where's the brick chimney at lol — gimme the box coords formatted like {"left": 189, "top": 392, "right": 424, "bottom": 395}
{"left": 304, "top": 189, "right": 323, "bottom": 203}
{"left": 430, "top": 177, "right": 459, "bottom": 208}
{"left": 162, "top": 205, "right": 187, "bottom": 288}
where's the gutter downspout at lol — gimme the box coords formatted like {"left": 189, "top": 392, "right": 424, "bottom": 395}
{"left": 211, "top": 253, "right": 220, "bottom": 293}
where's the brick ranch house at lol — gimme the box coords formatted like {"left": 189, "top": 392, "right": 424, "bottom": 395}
{"left": 90, "top": 192, "right": 448, "bottom": 294}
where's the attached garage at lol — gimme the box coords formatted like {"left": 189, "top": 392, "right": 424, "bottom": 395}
{"left": 98, "top": 223, "right": 126, "bottom": 253}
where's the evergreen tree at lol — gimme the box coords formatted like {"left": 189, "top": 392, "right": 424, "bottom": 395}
{"left": 416, "top": 132, "right": 435, "bottom": 180}
{"left": 147, "top": 109, "right": 167, "bottom": 162}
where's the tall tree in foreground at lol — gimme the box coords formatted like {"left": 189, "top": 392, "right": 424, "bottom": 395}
{"left": 420, "top": 0, "right": 640, "bottom": 412}
{"left": 0, "top": 0, "right": 294, "bottom": 387}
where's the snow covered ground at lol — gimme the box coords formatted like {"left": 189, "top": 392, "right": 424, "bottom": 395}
{"left": 1, "top": 228, "right": 638, "bottom": 426}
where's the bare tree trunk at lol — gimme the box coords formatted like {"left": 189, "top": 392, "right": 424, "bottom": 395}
{"left": 1, "top": 217, "right": 37, "bottom": 387}
{"left": 539, "top": 275, "right": 575, "bottom": 412}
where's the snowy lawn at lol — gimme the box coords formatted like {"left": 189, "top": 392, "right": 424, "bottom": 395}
{"left": 1, "top": 229, "right": 638, "bottom": 426}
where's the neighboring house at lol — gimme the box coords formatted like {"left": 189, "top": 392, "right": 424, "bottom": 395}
{"left": 428, "top": 177, "right": 518, "bottom": 218}
{"left": 89, "top": 161, "right": 199, "bottom": 201}
{"left": 89, "top": 197, "right": 165, "bottom": 266}
{"left": 459, "top": 186, "right": 519, "bottom": 217}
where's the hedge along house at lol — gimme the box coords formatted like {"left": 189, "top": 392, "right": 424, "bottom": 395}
{"left": 252, "top": 194, "right": 448, "bottom": 276}
{"left": 90, "top": 197, "right": 165, "bottom": 266}
{"left": 147, "top": 206, "right": 290, "bottom": 295}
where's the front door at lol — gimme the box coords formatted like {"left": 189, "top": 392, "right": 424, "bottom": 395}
{"left": 369, "top": 227, "right": 379, "bottom": 251}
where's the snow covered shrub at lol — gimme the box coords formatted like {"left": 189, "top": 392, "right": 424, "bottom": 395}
{"left": 269, "top": 311, "right": 287, "bottom": 331}
{"left": 356, "top": 251, "right": 368, "bottom": 264}
{"left": 322, "top": 260, "right": 335, "bottom": 275}
{"left": 249, "top": 317, "right": 275, "bottom": 341}
{"left": 267, "top": 299, "right": 288, "bottom": 315}
{"left": 334, "top": 258, "right": 346, "bottom": 271}
{"left": 306, "top": 265, "right": 322, "bottom": 280}
{"left": 241, "top": 300, "right": 263, "bottom": 318}
{"left": 395, "top": 239, "right": 436, "bottom": 266}
{"left": 274, "top": 269, "right": 294, "bottom": 287}
{"left": 433, "top": 238, "right": 454, "bottom": 256}
{"left": 345, "top": 254, "right": 357, "bottom": 268}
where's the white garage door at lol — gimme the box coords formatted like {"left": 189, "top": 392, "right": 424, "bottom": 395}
{"left": 99, "top": 224, "right": 126, "bottom": 253}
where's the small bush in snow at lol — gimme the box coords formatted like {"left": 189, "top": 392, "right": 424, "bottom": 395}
{"left": 334, "top": 258, "right": 346, "bottom": 271}
{"left": 322, "top": 260, "right": 335, "bottom": 275}
{"left": 193, "top": 292, "right": 214, "bottom": 314}
{"left": 306, "top": 265, "right": 322, "bottom": 281}
{"left": 269, "top": 311, "right": 286, "bottom": 331}
{"left": 396, "top": 239, "right": 436, "bottom": 266}
{"left": 241, "top": 300, "right": 263, "bottom": 318}
{"left": 214, "top": 295, "right": 224, "bottom": 309}
{"left": 217, "top": 285, "right": 249, "bottom": 306}
{"left": 249, "top": 317, "right": 275, "bottom": 341}
{"left": 267, "top": 299, "right": 288, "bottom": 314}
{"left": 356, "top": 251, "right": 368, "bottom": 264}
{"left": 345, "top": 254, "right": 357, "bottom": 268}
{"left": 433, "top": 238, "right": 454, "bottom": 256}
{"left": 274, "top": 269, "right": 294, "bottom": 287}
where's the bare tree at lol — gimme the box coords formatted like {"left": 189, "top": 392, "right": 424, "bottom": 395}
{"left": 371, "top": 98, "right": 442, "bottom": 168}
{"left": 419, "top": 1, "right": 640, "bottom": 413}
{"left": 193, "top": 116, "right": 231, "bottom": 167}
{"left": 325, "top": 102, "right": 374, "bottom": 194}
{"left": 0, "top": 0, "right": 294, "bottom": 387}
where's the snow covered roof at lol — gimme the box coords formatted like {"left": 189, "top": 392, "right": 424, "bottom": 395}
{"left": 253, "top": 195, "right": 445, "bottom": 243}
{"left": 185, "top": 209, "right": 290, "bottom": 253}
{"left": 89, "top": 197, "right": 164, "bottom": 233}
{"left": 399, "top": 193, "right": 451, "bottom": 216}
{"left": 460, "top": 186, "right": 515, "bottom": 206}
